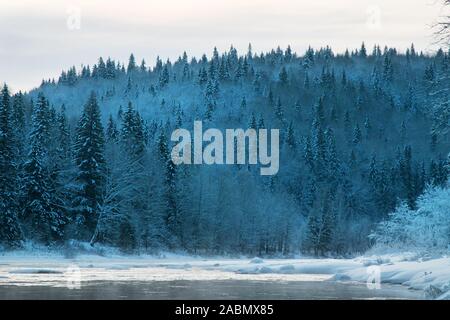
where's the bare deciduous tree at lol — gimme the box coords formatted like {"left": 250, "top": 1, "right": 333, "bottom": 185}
{"left": 434, "top": 0, "right": 450, "bottom": 46}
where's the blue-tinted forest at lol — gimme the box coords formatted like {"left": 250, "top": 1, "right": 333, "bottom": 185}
{"left": 0, "top": 43, "right": 449, "bottom": 256}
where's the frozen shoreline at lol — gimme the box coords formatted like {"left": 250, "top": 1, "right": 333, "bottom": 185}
{"left": 0, "top": 249, "right": 449, "bottom": 299}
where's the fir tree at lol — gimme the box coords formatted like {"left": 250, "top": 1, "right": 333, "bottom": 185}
{"left": 22, "top": 95, "right": 65, "bottom": 244}
{"left": 127, "top": 53, "right": 136, "bottom": 73}
{"left": 382, "top": 53, "right": 394, "bottom": 82}
{"left": 325, "top": 128, "right": 339, "bottom": 182}
{"left": 157, "top": 129, "right": 180, "bottom": 246}
{"left": 279, "top": 66, "right": 288, "bottom": 85}
{"left": 240, "top": 96, "right": 247, "bottom": 111}
{"left": 159, "top": 64, "right": 170, "bottom": 88}
{"left": 352, "top": 124, "right": 362, "bottom": 145}
{"left": 140, "top": 59, "right": 146, "bottom": 72}
{"left": 73, "top": 92, "right": 106, "bottom": 239}
{"left": 248, "top": 113, "right": 257, "bottom": 129}
{"left": 359, "top": 42, "right": 367, "bottom": 58}
{"left": 399, "top": 146, "right": 416, "bottom": 209}
{"left": 286, "top": 121, "right": 296, "bottom": 148}
{"left": 97, "top": 58, "right": 107, "bottom": 78}
{"left": 198, "top": 67, "right": 208, "bottom": 85}
{"left": 53, "top": 105, "right": 73, "bottom": 225}
{"left": 0, "top": 85, "right": 23, "bottom": 248}
{"left": 218, "top": 58, "right": 230, "bottom": 81}
{"left": 57, "top": 105, "right": 71, "bottom": 159}
{"left": 106, "top": 114, "right": 119, "bottom": 143}
{"left": 275, "top": 97, "right": 284, "bottom": 122}
{"left": 11, "top": 92, "right": 27, "bottom": 163}
{"left": 121, "top": 102, "right": 146, "bottom": 160}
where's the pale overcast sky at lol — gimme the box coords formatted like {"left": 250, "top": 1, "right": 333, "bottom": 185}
{"left": 0, "top": 0, "right": 448, "bottom": 92}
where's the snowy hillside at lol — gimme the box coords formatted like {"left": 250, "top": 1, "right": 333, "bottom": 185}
{"left": 1, "top": 44, "right": 449, "bottom": 257}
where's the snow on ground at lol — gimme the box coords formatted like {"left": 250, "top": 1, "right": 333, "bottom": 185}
{"left": 0, "top": 249, "right": 449, "bottom": 299}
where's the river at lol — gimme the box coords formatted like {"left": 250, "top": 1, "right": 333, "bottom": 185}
{"left": 0, "top": 279, "right": 422, "bottom": 299}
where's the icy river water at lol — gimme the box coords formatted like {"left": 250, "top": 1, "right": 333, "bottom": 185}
{"left": 0, "top": 280, "right": 422, "bottom": 299}
{"left": 0, "top": 255, "right": 425, "bottom": 299}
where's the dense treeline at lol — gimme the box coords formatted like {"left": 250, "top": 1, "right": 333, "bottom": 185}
{"left": 0, "top": 43, "right": 449, "bottom": 256}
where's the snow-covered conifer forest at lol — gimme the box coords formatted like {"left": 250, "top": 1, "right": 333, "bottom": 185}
{"left": 1, "top": 43, "right": 449, "bottom": 256}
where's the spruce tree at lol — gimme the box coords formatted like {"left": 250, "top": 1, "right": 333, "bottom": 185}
{"left": 11, "top": 92, "right": 27, "bottom": 165}
{"left": 106, "top": 114, "right": 119, "bottom": 143}
{"left": 305, "top": 210, "right": 321, "bottom": 255}
{"left": 352, "top": 124, "right": 362, "bottom": 145}
{"left": 127, "top": 53, "right": 136, "bottom": 73}
{"left": 95, "top": 58, "right": 106, "bottom": 79}
{"left": 325, "top": 128, "right": 339, "bottom": 182}
{"left": 286, "top": 121, "right": 296, "bottom": 148}
{"left": 279, "top": 66, "right": 288, "bottom": 85}
{"left": 54, "top": 105, "right": 73, "bottom": 226}
{"left": 198, "top": 67, "right": 208, "bottom": 85}
{"left": 306, "top": 190, "right": 335, "bottom": 256}
{"left": 158, "top": 129, "right": 179, "bottom": 247}
{"left": 275, "top": 97, "right": 284, "bottom": 122}
{"left": 159, "top": 64, "right": 170, "bottom": 88}
{"left": 106, "top": 58, "right": 116, "bottom": 79}
{"left": 22, "top": 93, "right": 65, "bottom": 244}
{"left": 399, "top": 146, "right": 416, "bottom": 209}
{"left": 382, "top": 53, "right": 394, "bottom": 82}
{"left": 248, "top": 113, "right": 257, "bottom": 129}
{"left": 311, "top": 99, "right": 327, "bottom": 180}
{"left": 218, "top": 58, "right": 230, "bottom": 81}
{"left": 319, "top": 192, "right": 335, "bottom": 253}
{"left": 121, "top": 102, "right": 145, "bottom": 160}
{"left": 359, "top": 42, "right": 367, "bottom": 58}
{"left": 57, "top": 105, "right": 71, "bottom": 159}
{"left": 0, "top": 85, "right": 23, "bottom": 248}
{"left": 73, "top": 92, "right": 105, "bottom": 239}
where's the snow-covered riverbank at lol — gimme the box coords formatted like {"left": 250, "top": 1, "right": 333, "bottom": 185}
{"left": 1, "top": 249, "right": 449, "bottom": 299}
